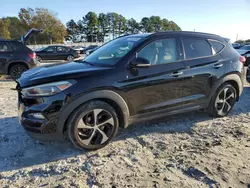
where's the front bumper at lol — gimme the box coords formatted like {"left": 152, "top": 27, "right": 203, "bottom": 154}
{"left": 17, "top": 91, "right": 66, "bottom": 141}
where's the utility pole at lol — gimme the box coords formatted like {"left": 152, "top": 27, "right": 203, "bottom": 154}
{"left": 236, "top": 34, "right": 238, "bottom": 41}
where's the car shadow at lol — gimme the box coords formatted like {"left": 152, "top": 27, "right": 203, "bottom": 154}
{"left": 0, "top": 116, "right": 83, "bottom": 172}
{"left": 1, "top": 87, "right": 250, "bottom": 173}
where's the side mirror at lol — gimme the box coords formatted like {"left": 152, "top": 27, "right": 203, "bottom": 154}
{"left": 131, "top": 57, "right": 151, "bottom": 68}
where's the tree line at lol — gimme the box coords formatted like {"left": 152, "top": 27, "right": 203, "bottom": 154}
{"left": 235, "top": 39, "right": 250, "bottom": 45}
{"left": 0, "top": 8, "right": 66, "bottom": 44}
{"left": 66, "top": 12, "right": 181, "bottom": 42}
{"left": 0, "top": 8, "right": 182, "bottom": 44}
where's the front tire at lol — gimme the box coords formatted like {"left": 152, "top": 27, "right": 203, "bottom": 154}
{"left": 67, "top": 100, "right": 119, "bottom": 150}
{"left": 9, "top": 64, "right": 28, "bottom": 79}
{"left": 207, "top": 83, "right": 237, "bottom": 117}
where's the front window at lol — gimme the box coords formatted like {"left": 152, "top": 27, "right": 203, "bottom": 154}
{"left": 83, "top": 36, "right": 145, "bottom": 66}
{"left": 137, "top": 38, "right": 179, "bottom": 65}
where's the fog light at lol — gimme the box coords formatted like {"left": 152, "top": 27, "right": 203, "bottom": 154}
{"left": 27, "top": 113, "right": 45, "bottom": 119}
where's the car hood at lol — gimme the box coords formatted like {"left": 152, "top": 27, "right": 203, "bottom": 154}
{"left": 18, "top": 61, "right": 112, "bottom": 88}
{"left": 236, "top": 49, "right": 250, "bottom": 55}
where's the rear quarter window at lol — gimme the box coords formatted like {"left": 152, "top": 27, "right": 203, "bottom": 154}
{"left": 182, "top": 38, "right": 213, "bottom": 59}
{"left": 209, "top": 40, "right": 225, "bottom": 54}
{"left": 10, "top": 41, "right": 32, "bottom": 52}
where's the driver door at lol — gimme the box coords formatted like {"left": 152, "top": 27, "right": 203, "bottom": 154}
{"left": 123, "top": 37, "right": 186, "bottom": 115}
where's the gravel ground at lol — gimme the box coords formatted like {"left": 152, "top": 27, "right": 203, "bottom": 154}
{"left": 0, "top": 80, "right": 250, "bottom": 188}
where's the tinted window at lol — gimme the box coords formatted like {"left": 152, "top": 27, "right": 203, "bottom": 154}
{"left": 209, "top": 40, "right": 225, "bottom": 54}
{"left": 183, "top": 38, "right": 212, "bottom": 59}
{"left": 0, "top": 43, "right": 11, "bottom": 52}
{"left": 45, "top": 46, "right": 56, "bottom": 52}
{"left": 241, "top": 45, "right": 250, "bottom": 50}
{"left": 9, "top": 41, "right": 31, "bottom": 52}
{"left": 137, "top": 38, "right": 178, "bottom": 65}
{"left": 57, "top": 46, "right": 67, "bottom": 52}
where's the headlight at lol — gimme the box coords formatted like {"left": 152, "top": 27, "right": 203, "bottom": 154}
{"left": 22, "top": 81, "right": 74, "bottom": 97}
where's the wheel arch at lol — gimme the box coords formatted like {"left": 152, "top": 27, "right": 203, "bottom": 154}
{"left": 209, "top": 73, "right": 243, "bottom": 103}
{"left": 7, "top": 61, "right": 29, "bottom": 74}
{"left": 58, "top": 90, "right": 130, "bottom": 136}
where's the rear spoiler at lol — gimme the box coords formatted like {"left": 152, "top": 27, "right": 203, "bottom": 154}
{"left": 223, "top": 37, "right": 231, "bottom": 44}
{"left": 20, "top": 28, "right": 43, "bottom": 43}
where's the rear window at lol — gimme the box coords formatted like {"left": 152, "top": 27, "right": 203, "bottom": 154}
{"left": 209, "top": 40, "right": 225, "bottom": 54}
{"left": 10, "top": 41, "right": 31, "bottom": 52}
{"left": 0, "top": 42, "right": 11, "bottom": 52}
{"left": 182, "top": 38, "right": 213, "bottom": 59}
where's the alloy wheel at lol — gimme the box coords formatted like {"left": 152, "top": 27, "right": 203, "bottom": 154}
{"left": 215, "top": 86, "right": 236, "bottom": 116}
{"left": 76, "top": 109, "right": 115, "bottom": 146}
{"left": 67, "top": 55, "right": 74, "bottom": 61}
{"left": 11, "top": 66, "right": 27, "bottom": 79}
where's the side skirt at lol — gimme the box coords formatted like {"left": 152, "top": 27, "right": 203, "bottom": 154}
{"left": 129, "top": 104, "right": 204, "bottom": 124}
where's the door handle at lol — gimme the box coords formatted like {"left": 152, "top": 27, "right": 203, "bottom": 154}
{"left": 213, "top": 63, "right": 223, "bottom": 68}
{"left": 170, "top": 71, "right": 183, "bottom": 77}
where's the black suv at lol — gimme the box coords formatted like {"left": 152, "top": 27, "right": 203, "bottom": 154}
{"left": 17, "top": 31, "right": 245, "bottom": 150}
{"left": 0, "top": 38, "right": 38, "bottom": 79}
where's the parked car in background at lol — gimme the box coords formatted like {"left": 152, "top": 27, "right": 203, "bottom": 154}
{"left": 82, "top": 45, "right": 98, "bottom": 54}
{"left": 232, "top": 43, "right": 241, "bottom": 49}
{"left": 17, "top": 31, "right": 245, "bottom": 150}
{"left": 35, "top": 45, "right": 80, "bottom": 62}
{"left": 86, "top": 46, "right": 99, "bottom": 56}
{"left": 236, "top": 45, "right": 250, "bottom": 66}
{"left": 72, "top": 46, "right": 86, "bottom": 54}
{"left": 0, "top": 38, "right": 38, "bottom": 79}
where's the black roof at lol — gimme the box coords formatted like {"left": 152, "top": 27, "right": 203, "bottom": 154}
{"left": 0, "top": 38, "right": 20, "bottom": 42}
{"left": 150, "top": 31, "right": 222, "bottom": 38}
{"left": 120, "top": 31, "right": 224, "bottom": 41}
{"left": 0, "top": 38, "right": 10, "bottom": 41}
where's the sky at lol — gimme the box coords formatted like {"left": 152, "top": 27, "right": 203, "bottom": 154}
{"left": 1, "top": 0, "right": 250, "bottom": 42}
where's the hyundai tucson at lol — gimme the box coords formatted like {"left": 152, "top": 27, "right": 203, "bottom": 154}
{"left": 17, "top": 31, "right": 245, "bottom": 150}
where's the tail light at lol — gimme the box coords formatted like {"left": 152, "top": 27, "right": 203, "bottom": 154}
{"left": 239, "top": 56, "right": 246, "bottom": 64}
{"left": 29, "top": 52, "right": 36, "bottom": 59}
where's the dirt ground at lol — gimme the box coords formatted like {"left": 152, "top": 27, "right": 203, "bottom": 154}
{"left": 0, "top": 80, "right": 250, "bottom": 188}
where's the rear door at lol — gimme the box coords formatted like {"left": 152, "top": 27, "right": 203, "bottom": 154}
{"left": 42, "top": 46, "right": 57, "bottom": 60}
{"left": 0, "top": 42, "right": 13, "bottom": 73}
{"left": 181, "top": 37, "right": 226, "bottom": 107}
{"left": 56, "top": 46, "right": 70, "bottom": 60}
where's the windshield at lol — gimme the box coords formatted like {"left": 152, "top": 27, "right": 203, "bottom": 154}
{"left": 240, "top": 46, "right": 250, "bottom": 50}
{"left": 83, "top": 36, "right": 145, "bottom": 66}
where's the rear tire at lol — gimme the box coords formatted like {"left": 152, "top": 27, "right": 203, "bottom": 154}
{"left": 67, "top": 100, "right": 119, "bottom": 150}
{"left": 207, "top": 83, "right": 237, "bottom": 117}
{"left": 9, "top": 64, "right": 28, "bottom": 79}
{"left": 67, "top": 55, "right": 74, "bottom": 61}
